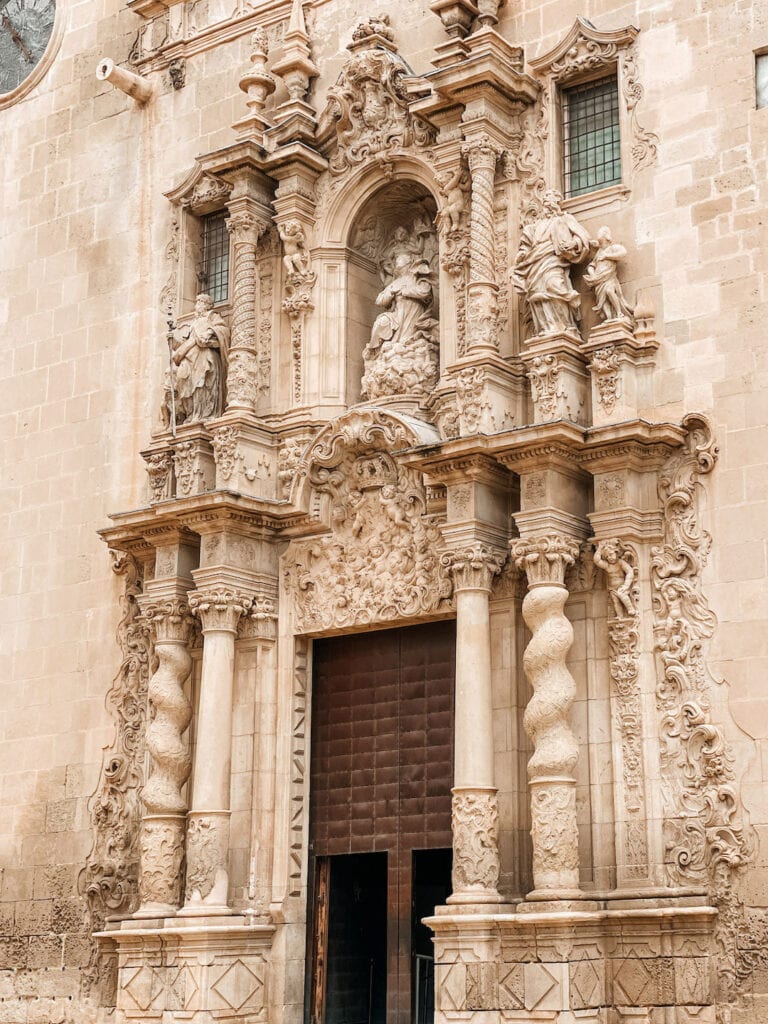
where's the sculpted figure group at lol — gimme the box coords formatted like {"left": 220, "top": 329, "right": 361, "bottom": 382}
{"left": 513, "top": 189, "right": 634, "bottom": 338}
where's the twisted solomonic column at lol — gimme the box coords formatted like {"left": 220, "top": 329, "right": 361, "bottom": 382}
{"left": 135, "top": 594, "right": 195, "bottom": 916}
{"left": 226, "top": 207, "right": 267, "bottom": 411}
{"left": 462, "top": 134, "right": 502, "bottom": 354}
{"left": 179, "top": 584, "right": 253, "bottom": 915}
{"left": 511, "top": 534, "right": 582, "bottom": 900}
{"left": 442, "top": 543, "right": 506, "bottom": 903}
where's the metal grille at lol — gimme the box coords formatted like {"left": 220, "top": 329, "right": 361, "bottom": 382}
{"left": 563, "top": 76, "right": 621, "bottom": 198}
{"left": 200, "top": 212, "right": 229, "bottom": 303}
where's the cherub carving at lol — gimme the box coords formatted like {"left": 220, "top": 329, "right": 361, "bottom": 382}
{"left": 583, "top": 226, "right": 634, "bottom": 323}
{"left": 437, "top": 163, "right": 470, "bottom": 235}
{"left": 594, "top": 538, "right": 636, "bottom": 618}
{"left": 278, "top": 220, "right": 311, "bottom": 277}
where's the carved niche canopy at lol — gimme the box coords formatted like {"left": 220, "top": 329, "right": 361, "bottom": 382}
{"left": 317, "top": 17, "right": 436, "bottom": 177}
{"left": 284, "top": 408, "right": 453, "bottom": 633}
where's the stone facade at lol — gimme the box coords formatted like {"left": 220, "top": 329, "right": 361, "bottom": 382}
{"left": 1, "top": 0, "right": 767, "bottom": 1022}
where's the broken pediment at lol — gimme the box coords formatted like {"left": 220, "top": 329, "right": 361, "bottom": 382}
{"left": 528, "top": 17, "right": 638, "bottom": 82}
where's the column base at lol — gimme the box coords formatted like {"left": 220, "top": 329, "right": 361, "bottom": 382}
{"left": 425, "top": 903, "right": 717, "bottom": 1019}
{"left": 98, "top": 915, "right": 275, "bottom": 1022}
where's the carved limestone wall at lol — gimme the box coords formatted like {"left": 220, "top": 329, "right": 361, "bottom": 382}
{"left": 284, "top": 409, "right": 453, "bottom": 633}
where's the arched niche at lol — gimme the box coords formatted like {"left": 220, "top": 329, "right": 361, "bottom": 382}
{"left": 344, "top": 180, "right": 440, "bottom": 408}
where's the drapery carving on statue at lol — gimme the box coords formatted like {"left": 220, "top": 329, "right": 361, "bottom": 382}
{"left": 362, "top": 217, "right": 439, "bottom": 401}
{"left": 285, "top": 411, "right": 452, "bottom": 631}
{"left": 163, "top": 294, "right": 230, "bottom": 427}
{"left": 583, "top": 227, "right": 634, "bottom": 324}
{"left": 451, "top": 790, "right": 500, "bottom": 893}
{"left": 320, "top": 23, "right": 436, "bottom": 176}
{"left": 512, "top": 190, "right": 591, "bottom": 339}
{"left": 651, "top": 415, "right": 753, "bottom": 1009}
{"left": 82, "top": 551, "right": 151, "bottom": 1000}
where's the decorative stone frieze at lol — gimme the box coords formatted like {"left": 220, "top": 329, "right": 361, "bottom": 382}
{"left": 511, "top": 534, "right": 582, "bottom": 900}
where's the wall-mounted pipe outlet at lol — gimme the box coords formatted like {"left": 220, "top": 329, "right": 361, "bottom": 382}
{"left": 96, "top": 58, "right": 153, "bottom": 104}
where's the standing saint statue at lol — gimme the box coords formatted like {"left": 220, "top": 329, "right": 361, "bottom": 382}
{"left": 512, "top": 189, "right": 592, "bottom": 338}
{"left": 163, "top": 293, "right": 230, "bottom": 427}
{"left": 361, "top": 219, "right": 439, "bottom": 401}
{"left": 583, "top": 226, "right": 634, "bottom": 323}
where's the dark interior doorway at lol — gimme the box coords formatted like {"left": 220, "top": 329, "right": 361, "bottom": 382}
{"left": 307, "top": 621, "right": 456, "bottom": 1024}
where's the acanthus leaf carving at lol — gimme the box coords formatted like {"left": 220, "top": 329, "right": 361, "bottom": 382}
{"left": 527, "top": 353, "right": 563, "bottom": 420}
{"left": 454, "top": 366, "right": 490, "bottom": 435}
{"left": 622, "top": 45, "right": 659, "bottom": 170}
{"left": 588, "top": 345, "right": 621, "bottom": 414}
{"left": 285, "top": 412, "right": 453, "bottom": 632}
{"left": 211, "top": 425, "right": 240, "bottom": 482}
{"left": 650, "top": 415, "right": 753, "bottom": 1010}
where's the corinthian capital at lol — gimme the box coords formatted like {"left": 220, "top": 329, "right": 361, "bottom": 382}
{"left": 226, "top": 210, "right": 269, "bottom": 245}
{"left": 442, "top": 543, "right": 506, "bottom": 592}
{"left": 189, "top": 587, "right": 253, "bottom": 633}
{"left": 461, "top": 133, "right": 502, "bottom": 173}
{"left": 511, "top": 534, "right": 579, "bottom": 588}
{"left": 138, "top": 596, "right": 195, "bottom": 643}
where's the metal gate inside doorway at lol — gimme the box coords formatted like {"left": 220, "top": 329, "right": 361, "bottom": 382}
{"left": 306, "top": 621, "right": 456, "bottom": 1024}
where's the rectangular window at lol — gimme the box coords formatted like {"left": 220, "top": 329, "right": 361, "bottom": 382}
{"left": 200, "top": 212, "right": 229, "bottom": 304}
{"left": 756, "top": 52, "right": 768, "bottom": 109}
{"left": 562, "top": 75, "right": 621, "bottom": 199}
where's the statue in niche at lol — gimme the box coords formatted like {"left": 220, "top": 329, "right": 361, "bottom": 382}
{"left": 163, "top": 293, "right": 230, "bottom": 427}
{"left": 512, "top": 189, "right": 592, "bottom": 338}
{"left": 361, "top": 217, "right": 439, "bottom": 401}
{"left": 584, "top": 226, "right": 634, "bottom": 323}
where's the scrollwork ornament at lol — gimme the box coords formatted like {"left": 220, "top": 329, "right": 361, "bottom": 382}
{"left": 145, "top": 451, "right": 173, "bottom": 502}
{"left": 622, "top": 45, "right": 659, "bottom": 170}
{"left": 451, "top": 789, "right": 500, "bottom": 893}
{"left": 651, "top": 415, "right": 752, "bottom": 1009}
{"left": 589, "top": 345, "right": 621, "bottom": 414}
{"left": 185, "top": 814, "right": 228, "bottom": 903}
{"left": 211, "top": 425, "right": 240, "bottom": 482}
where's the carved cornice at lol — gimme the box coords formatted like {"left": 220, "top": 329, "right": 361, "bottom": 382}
{"left": 441, "top": 543, "right": 506, "bottom": 592}
{"left": 188, "top": 587, "right": 253, "bottom": 633}
{"left": 511, "top": 534, "right": 579, "bottom": 588}
{"left": 528, "top": 17, "right": 638, "bottom": 82}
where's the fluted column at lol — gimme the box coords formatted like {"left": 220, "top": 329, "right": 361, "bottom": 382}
{"left": 135, "top": 591, "right": 194, "bottom": 916}
{"left": 511, "top": 533, "right": 582, "bottom": 901}
{"left": 225, "top": 204, "right": 267, "bottom": 412}
{"left": 462, "top": 134, "right": 502, "bottom": 354}
{"left": 179, "top": 584, "right": 252, "bottom": 915}
{"left": 442, "top": 543, "right": 505, "bottom": 903}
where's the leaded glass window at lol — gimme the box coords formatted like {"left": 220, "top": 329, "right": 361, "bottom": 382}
{"left": 562, "top": 76, "right": 621, "bottom": 199}
{"left": 200, "top": 212, "right": 229, "bottom": 304}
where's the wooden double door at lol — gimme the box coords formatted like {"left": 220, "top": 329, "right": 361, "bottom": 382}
{"left": 307, "top": 621, "right": 456, "bottom": 1024}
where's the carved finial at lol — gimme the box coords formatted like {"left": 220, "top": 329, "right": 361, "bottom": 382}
{"left": 272, "top": 0, "right": 318, "bottom": 106}
{"left": 475, "top": 0, "right": 503, "bottom": 28}
{"left": 349, "top": 12, "right": 397, "bottom": 51}
{"left": 234, "top": 28, "right": 276, "bottom": 140}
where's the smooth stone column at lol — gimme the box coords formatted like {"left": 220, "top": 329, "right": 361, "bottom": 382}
{"left": 178, "top": 585, "right": 252, "bottom": 915}
{"left": 511, "top": 533, "right": 583, "bottom": 903}
{"left": 443, "top": 543, "right": 505, "bottom": 904}
{"left": 135, "top": 588, "right": 194, "bottom": 917}
{"left": 462, "top": 133, "right": 501, "bottom": 354}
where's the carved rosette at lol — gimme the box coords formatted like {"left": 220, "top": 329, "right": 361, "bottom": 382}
{"left": 184, "top": 812, "right": 230, "bottom": 906}
{"left": 511, "top": 534, "right": 582, "bottom": 897}
{"left": 451, "top": 788, "right": 500, "bottom": 895}
{"left": 226, "top": 209, "right": 267, "bottom": 410}
{"left": 189, "top": 587, "right": 253, "bottom": 633}
{"left": 135, "top": 595, "right": 194, "bottom": 913}
{"left": 442, "top": 543, "right": 505, "bottom": 592}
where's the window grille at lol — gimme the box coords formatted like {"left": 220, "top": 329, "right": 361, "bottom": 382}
{"left": 562, "top": 76, "right": 621, "bottom": 199}
{"left": 200, "top": 212, "right": 229, "bottom": 304}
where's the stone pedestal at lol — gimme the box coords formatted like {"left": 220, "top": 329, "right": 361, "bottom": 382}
{"left": 426, "top": 905, "right": 717, "bottom": 1022}
{"left": 442, "top": 354, "right": 525, "bottom": 435}
{"left": 172, "top": 428, "right": 216, "bottom": 499}
{"left": 209, "top": 415, "right": 277, "bottom": 498}
{"left": 101, "top": 916, "right": 275, "bottom": 1023}
{"left": 522, "top": 332, "right": 590, "bottom": 425}
{"left": 584, "top": 319, "right": 659, "bottom": 426}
